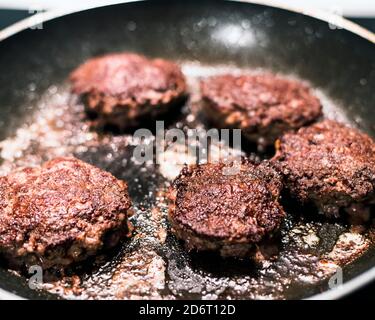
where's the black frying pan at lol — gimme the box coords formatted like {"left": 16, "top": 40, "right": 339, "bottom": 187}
{"left": 0, "top": 0, "right": 374, "bottom": 300}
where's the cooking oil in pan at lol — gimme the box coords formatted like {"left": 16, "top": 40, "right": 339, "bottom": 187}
{"left": 0, "top": 62, "right": 372, "bottom": 300}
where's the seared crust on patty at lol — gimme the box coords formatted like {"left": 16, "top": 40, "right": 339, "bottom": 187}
{"left": 200, "top": 73, "right": 322, "bottom": 146}
{"left": 168, "top": 159, "right": 285, "bottom": 258}
{"left": 0, "top": 157, "right": 132, "bottom": 270}
{"left": 273, "top": 120, "right": 375, "bottom": 217}
{"left": 70, "top": 52, "right": 187, "bottom": 129}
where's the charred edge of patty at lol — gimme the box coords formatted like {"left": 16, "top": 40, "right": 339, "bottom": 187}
{"left": 82, "top": 91, "right": 188, "bottom": 130}
{"left": 168, "top": 205, "right": 282, "bottom": 259}
{"left": 281, "top": 180, "right": 375, "bottom": 219}
{"left": 169, "top": 194, "right": 282, "bottom": 259}
{"left": 202, "top": 98, "right": 322, "bottom": 147}
{"left": 1, "top": 212, "right": 133, "bottom": 272}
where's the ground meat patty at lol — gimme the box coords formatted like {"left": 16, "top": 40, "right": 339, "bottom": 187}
{"left": 70, "top": 52, "right": 187, "bottom": 129}
{"left": 0, "top": 157, "right": 132, "bottom": 270}
{"left": 168, "top": 159, "right": 286, "bottom": 258}
{"left": 273, "top": 120, "right": 375, "bottom": 217}
{"left": 200, "top": 73, "right": 322, "bottom": 147}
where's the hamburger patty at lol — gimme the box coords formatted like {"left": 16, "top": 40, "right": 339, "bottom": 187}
{"left": 168, "top": 159, "right": 286, "bottom": 258}
{"left": 273, "top": 120, "right": 375, "bottom": 217}
{"left": 70, "top": 52, "right": 187, "bottom": 129}
{"left": 200, "top": 73, "right": 322, "bottom": 147}
{"left": 0, "top": 157, "right": 132, "bottom": 270}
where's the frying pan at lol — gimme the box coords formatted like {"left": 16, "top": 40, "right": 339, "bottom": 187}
{"left": 0, "top": 0, "right": 374, "bottom": 300}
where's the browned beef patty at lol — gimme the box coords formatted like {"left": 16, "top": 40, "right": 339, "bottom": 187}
{"left": 200, "top": 74, "right": 322, "bottom": 146}
{"left": 70, "top": 52, "right": 187, "bottom": 129}
{"left": 0, "top": 157, "right": 132, "bottom": 270}
{"left": 273, "top": 120, "right": 375, "bottom": 217}
{"left": 168, "top": 159, "right": 285, "bottom": 258}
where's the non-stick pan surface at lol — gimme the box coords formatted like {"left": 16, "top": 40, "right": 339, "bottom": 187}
{"left": 0, "top": 0, "right": 374, "bottom": 300}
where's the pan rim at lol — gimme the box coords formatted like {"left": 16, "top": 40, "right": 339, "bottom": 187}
{"left": 0, "top": 0, "right": 374, "bottom": 43}
{"left": 0, "top": 0, "right": 374, "bottom": 301}
{"left": 0, "top": 287, "right": 24, "bottom": 300}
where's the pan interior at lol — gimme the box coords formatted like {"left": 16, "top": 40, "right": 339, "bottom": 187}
{"left": 0, "top": 0, "right": 374, "bottom": 299}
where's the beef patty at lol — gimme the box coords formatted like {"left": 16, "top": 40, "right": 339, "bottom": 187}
{"left": 0, "top": 157, "right": 132, "bottom": 270}
{"left": 70, "top": 52, "right": 187, "bottom": 129}
{"left": 168, "top": 159, "right": 286, "bottom": 258}
{"left": 200, "top": 73, "right": 322, "bottom": 147}
{"left": 273, "top": 120, "right": 375, "bottom": 217}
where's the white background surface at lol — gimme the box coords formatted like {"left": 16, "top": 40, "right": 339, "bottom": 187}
{"left": 0, "top": 0, "right": 374, "bottom": 17}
